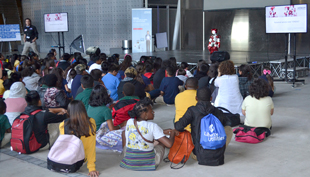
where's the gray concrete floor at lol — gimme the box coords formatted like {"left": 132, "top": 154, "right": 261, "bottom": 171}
{"left": 1, "top": 74, "right": 310, "bottom": 177}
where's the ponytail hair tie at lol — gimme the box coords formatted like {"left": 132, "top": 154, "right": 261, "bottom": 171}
{"left": 263, "top": 69, "right": 271, "bottom": 75}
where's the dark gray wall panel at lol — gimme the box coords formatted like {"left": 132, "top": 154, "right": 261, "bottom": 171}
{"left": 22, "top": 0, "right": 143, "bottom": 54}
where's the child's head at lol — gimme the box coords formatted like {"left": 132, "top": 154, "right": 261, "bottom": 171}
{"left": 177, "top": 68, "right": 186, "bottom": 76}
{"left": 25, "top": 91, "right": 41, "bottom": 106}
{"left": 90, "top": 69, "right": 102, "bottom": 82}
{"left": 181, "top": 62, "right": 189, "bottom": 70}
{"left": 81, "top": 74, "right": 94, "bottom": 89}
{"left": 3, "top": 79, "right": 13, "bottom": 90}
{"left": 249, "top": 78, "right": 269, "bottom": 99}
{"left": 44, "top": 74, "right": 58, "bottom": 88}
{"left": 185, "top": 77, "right": 198, "bottom": 90}
{"left": 196, "top": 87, "right": 212, "bottom": 102}
{"left": 62, "top": 53, "right": 71, "bottom": 62}
{"left": 128, "top": 97, "right": 154, "bottom": 120}
{"left": 239, "top": 64, "right": 252, "bottom": 81}
{"left": 0, "top": 53, "right": 4, "bottom": 60}
{"left": 108, "top": 64, "right": 120, "bottom": 76}
{"left": 91, "top": 55, "right": 102, "bottom": 64}
{"left": 218, "top": 60, "right": 235, "bottom": 76}
{"left": 262, "top": 66, "right": 274, "bottom": 90}
{"left": 67, "top": 100, "right": 95, "bottom": 137}
{"left": 208, "top": 63, "right": 219, "bottom": 78}
{"left": 166, "top": 66, "right": 175, "bottom": 77}
{"left": 124, "top": 67, "right": 137, "bottom": 78}
{"left": 1, "top": 70, "right": 8, "bottom": 80}
{"left": 0, "top": 99, "right": 6, "bottom": 114}
{"left": 10, "top": 82, "right": 27, "bottom": 98}
{"left": 99, "top": 53, "right": 107, "bottom": 62}
{"left": 199, "top": 63, "right": 210, "bottom": 74}
{"left": 89, "top": 84, "right": 112, "bottom": 107}
{"left": 123, "top": 83, "right": 135, "bottom": 96}
{"left": 10, "top": 72, "right": 22, "bottom": 82}
{"left": 74, "top": 64, "right": 86, "bottom": 75}
{"left": 101, "top": 62, "right": 109, "bottom": 74}
{"left": 120, "top": 54, "right": 132, "bottom": 71}
{"left": 145, "top": 61, "right": 153, "bottom": 73}
{"left": 136, "top": 62, "right": 146, "bottom": 75}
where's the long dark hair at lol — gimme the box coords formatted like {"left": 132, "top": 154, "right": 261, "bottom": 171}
{"left": 51, "top": 67, "right": 64, "bottom": 88}
{"left": 43, "top": 59, "right": 56, "bottom": 75}
{"left": 135, "top": 62, "right": 145, "bottom": 85}
{"left": 262, "top": 66, "right": 274, "bottom": 90}
{"left": 239, "top": 64, "right": 253, "bottom": 81}
{"left": 119, "top": 55, "right": 132, "bottom": 71}
{"left": 66, "top": 100, "right": 96, "bottom": 137}
{"left": 89, "top": 84, "right": 112, "bottom": 107}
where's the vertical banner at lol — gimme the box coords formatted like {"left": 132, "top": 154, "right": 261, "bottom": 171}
{"left": 132, "top": 8, "right": 152, "bottom": 53}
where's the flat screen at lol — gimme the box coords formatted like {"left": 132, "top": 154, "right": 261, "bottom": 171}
{"left": 0, "top": 24, "right": 21, "bottom": 42}
{"left": 266, "top": 4, "right": 307, "bottom": 33}
{"left": 44, "top": 13, "right": 68, "bottom": 32}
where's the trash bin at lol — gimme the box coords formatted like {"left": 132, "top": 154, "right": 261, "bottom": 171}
{"left": 122, "top": 40, "right": 132, "bottom": 54}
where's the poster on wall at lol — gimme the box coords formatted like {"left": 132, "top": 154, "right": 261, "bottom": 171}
{"left": 132, "top": 8, "right": 152, "bottom": 53}
{"left": 0, "top": 24, "right": 21, "bottom": 42}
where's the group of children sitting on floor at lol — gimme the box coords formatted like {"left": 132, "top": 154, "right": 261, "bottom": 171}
{"left": 0, "top": 51, "right": 275, "bottom": 176}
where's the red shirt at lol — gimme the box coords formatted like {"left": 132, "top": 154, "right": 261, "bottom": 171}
{"left": 144, "top": 72, "right": 153, "bottom": 84}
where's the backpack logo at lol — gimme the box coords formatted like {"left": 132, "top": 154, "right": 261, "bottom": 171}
{"left": 209, "top": 124, "right": 215, "bottom": 133}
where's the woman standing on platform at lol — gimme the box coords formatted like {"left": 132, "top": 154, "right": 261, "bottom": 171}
{"left": 214, "top": 60, "right": 243, "bottom": 115}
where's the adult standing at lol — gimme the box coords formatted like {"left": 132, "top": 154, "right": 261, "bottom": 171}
{"left": 22, "top": 18, "right": 39, "bottom": 56}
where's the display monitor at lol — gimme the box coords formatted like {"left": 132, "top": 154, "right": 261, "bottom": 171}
{"left": 44, "top": 13, "right": 68, "bottom": 32}
{"left": 266, "top": 4, "right": 307, "bottom": 33}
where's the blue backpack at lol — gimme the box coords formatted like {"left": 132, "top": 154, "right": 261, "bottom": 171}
{"left": 200, "top": 114, "right": 226, "bottom": 150}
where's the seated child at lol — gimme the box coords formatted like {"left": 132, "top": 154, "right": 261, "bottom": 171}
{"left": 75, "top": 75, "right": 94, "bottom": 110}
{"left": 2, "top": 78, "right": 13, "bottom": 99}
{"left": 259, "top": 66, "right": 274, "bottom": 97}
{"left": 44, "top": 74, "right": 69, "bottom": 109}
{"left": 180, "top": 62, "right": 194, "bottom": 77}
{"left": 175, "top": 68, "right": 188, "bottom": 85}
{"left": 15, "top": 91, "right": 67, "bottom": 150}
{"left": 113, "top": 83, "right": 139, "bottom": 128}
{"left": 157, "top": 67, "right": 183, "bottom": 104}
{"left": 174, "top": 78, "right": 198, "bottom": 132}
{"left": 0, "top": 100, "right": 11, "bottom": 147}
{"left": 0, "top": 70, "right": 8, "bottom": 98}
{"left": 120, "top": 98, "right": 177, "bottom": 171}
{"left": 174, "top": 87, "right": 233, "bottom": 166}
{"left": 59, "top": 100, "right": 99, "bottom": 176}
{"left": 242, "top": 78, "right": 274, "bottom": 129}
{"left": 144, "top": 61, "right": 154, "bottom": 85}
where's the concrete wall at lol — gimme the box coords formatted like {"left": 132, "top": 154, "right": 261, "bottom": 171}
{"left": 22, "top": 0, "right": 143, "bottom": 54}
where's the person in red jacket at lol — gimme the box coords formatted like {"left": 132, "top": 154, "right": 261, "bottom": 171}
{"left": 112, "top": 83, "right": 139, "bottom": 128}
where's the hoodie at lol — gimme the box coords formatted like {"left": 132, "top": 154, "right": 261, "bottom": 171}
{"left": 23, "top": 72, "right": 41, "bottom": 91}
{"left": 175, "top": 101, "right": 227, "bottom": 166}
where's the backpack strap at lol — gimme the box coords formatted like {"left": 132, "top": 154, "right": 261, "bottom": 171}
{"left": 216, "top": 107, "right": 234, "bottom": 114}
{"left": 133, "top": 119, "right": 154, "bottom": 144}
{"left": 30, "top": 110, "right": 42, "bottom": 115}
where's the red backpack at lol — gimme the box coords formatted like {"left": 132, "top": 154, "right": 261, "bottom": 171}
{"left": 11, "top": 110, "right": 42, "bottom": 154}
{"left": 233, "top": 125, "right": 271, "bottom": 144}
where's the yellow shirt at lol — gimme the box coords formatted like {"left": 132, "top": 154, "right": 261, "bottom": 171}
{"left": 14, "top": 60, "right": 20, "bottom": 67}
{"left": 0, "top": 79, "right": 5, "bottom": 96}
{"left": 59, "top": 118, "right": 97, "bottom": 172}
{"left": 174, "top": 90, "right": 197, "bottom": 132}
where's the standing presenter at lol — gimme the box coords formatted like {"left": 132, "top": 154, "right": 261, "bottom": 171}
{"left": 22, "top": 18, "right": 39, "bottom": 56}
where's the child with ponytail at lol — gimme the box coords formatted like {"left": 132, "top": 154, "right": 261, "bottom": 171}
{"left": 259, "top": 66, "right": 274, "bottom": 97}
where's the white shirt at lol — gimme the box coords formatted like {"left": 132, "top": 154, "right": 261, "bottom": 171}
{"left": 214, "top": 75, "right": 243, "bottom": 115}
{"left": 88, "top": 63, "right": 102, "bottom": 73}
{"left": 125, "top": 118, "right": 165, "bottom": 151}
{"left": 242, "top": 96, "right": 274, "bottom": 128}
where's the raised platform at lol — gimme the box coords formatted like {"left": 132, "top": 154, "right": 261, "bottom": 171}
{"left": 120, "top": 50, "right": 292, "bottom": 65}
